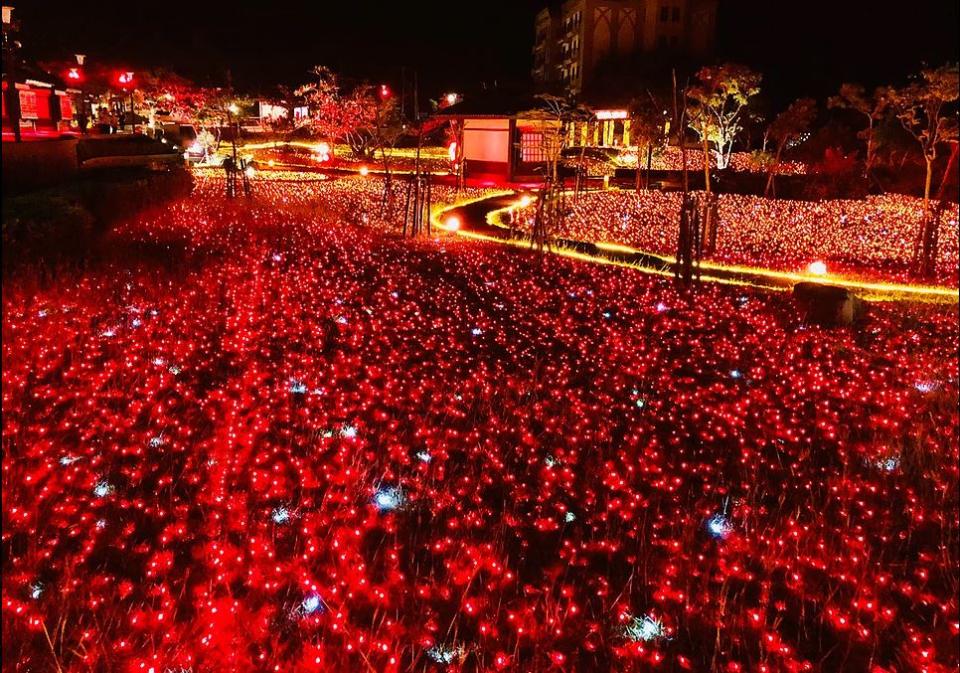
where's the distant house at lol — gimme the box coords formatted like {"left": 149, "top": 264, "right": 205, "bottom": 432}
{"left": 436, "top": 92, "right": 640, "bottom": 182}
{"left": 434, "top": 93, "right": 566, "bottom": 182}
{"left": 3, "top": 61, "right": 81, "bottom": 138}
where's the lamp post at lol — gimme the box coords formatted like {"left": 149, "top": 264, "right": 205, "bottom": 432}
{"left": 2, "top": 5, "right": 21, "bottom": 142}
{"left": 228, "top": 102, "right": 239, "bottom": 163}
{"left": 73, "top": 54, "right": 87, "bottom": 133}
{"left": 117, "top": 71, "right": 135, "bottom": 133}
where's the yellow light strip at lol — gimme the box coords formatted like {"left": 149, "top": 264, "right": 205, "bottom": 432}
{"left": 479, "top": 200, "right": 958, "bottom": 302}
{"left": 225, "top": 140, "right": 449, "bottom": 161}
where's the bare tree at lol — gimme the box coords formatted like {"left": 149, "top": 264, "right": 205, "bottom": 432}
{"left": 889, "top": 63, "right": 959, "bottom": 275}
{"left": 629, "top": 92, "right": 668, "bottom": 191}
{"left": 764, "top": 98, "right": 816, "bottom": 198}
{"left": 686, "top": 64, "right": 761, "bottom": 252}
{"left": 520, "top": 95, "right": 591, "bottom": 252}
{"left": 890, "top": 64, "right": 959, "bottom": 213}
{"left": 827, "top": 83, "right": 891, "bottom": 174}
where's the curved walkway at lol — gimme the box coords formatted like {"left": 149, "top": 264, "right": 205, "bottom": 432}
{"left": 433, "top": 191, "right": 959, "bottom": 304}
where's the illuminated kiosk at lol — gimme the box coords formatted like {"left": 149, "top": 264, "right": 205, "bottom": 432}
{"left": 436, "top": 94, "right": 631, "bottom": 184}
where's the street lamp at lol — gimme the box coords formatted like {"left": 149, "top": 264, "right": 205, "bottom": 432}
{"left": 2, "top": 5, "right": 21, "bottom": 142}
{"left": 66, "top": 54, "right": 87, "bottom": 133}
{"left": 116, "top": 70, "right": 135, "bottom": 133}
{"left": 224, "top": 102, "right": 251, "bottom": 198}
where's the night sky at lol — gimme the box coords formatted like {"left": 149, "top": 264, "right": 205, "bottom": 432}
{"left": 15, "top": 1, "right": 960, "bottom": 102}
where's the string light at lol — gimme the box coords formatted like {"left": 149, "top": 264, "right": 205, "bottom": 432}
{"left": 3, "top": 172, "right": 957, "bottom": 673}
{"left": 506, "top": 190, "right": 958, "bottom": 285}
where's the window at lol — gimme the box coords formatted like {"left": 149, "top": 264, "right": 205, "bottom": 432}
{"left": 672, "top": 7, "right": 680, "bottom": 21}
{"left": 660, "top": 6, "right": 669, "bottom": 21}
{"left": 520, "top": 131, "right": 547, "bottom": 163}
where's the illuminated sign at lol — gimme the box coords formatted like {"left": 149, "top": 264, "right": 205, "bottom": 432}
{"left": 595, "top": 109, "right": 628, "bottom": 120}
{"left": 59, "top": 95, "right": 74, "bottom": 119}
{"left": 19, "top": 89, "right": 39, "bottom": 120}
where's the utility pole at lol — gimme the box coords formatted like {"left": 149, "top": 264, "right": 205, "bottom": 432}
{"left": 400, "top": 65, "right": 406, "bottom": 120}
{"left": 413, "top": 69, "right": 419, "bottom": 122}
{"left": 3, "top": 6, "right": 22, "bottom": 142}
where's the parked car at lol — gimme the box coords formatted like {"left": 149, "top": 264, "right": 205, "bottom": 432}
{"left": 158, "top": 123, "right": 206, "bottom": 162}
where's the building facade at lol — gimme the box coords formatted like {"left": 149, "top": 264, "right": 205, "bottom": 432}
{"left": 532, "top": 0, "right": 718, "bottom": 98}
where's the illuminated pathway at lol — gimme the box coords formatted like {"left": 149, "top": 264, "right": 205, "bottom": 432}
{"left": 434, "top": 192, "right": 960, "bottom": 304}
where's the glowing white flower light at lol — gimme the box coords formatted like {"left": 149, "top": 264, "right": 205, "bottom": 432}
{"left": 301, "top": 592, "right": 323, "bottom": 615}
{"left": 59, "top": 455, "right": 81, "bottom": 466}
{"left": 416, "top": 451, "right": 432, "bottom": 463}
{"left": 564, "top": 511, "right": 576, "bottom": 523}
{"left": 877, "top": 457, "right": 900, "bottom": 472}
{"left": 471, "top": 327, "right": 483, "bottom": 336}
{"left": 289, "top": 379, "right": 307, "bottom": 394}
{"left": 730, "top": 369, "right": 742, "bottom": 379}
{"left": 426, "top": 644, "right": 464, "bottom": 664}
{"left": 152, "top": 357, "right": 166, "bottom": 367}
{"left": 336, "top": 316, "right": 348, "bottom": 325}
{"left": 807, "top": 261, "right": 828, "bottom": 276}
{"left": 373, "top": 486, "right": 404, "bottom": 512}
{"left": 544, "top": 455, "right": 558, "bottom": 468}
{"left": 914, "top": 380, "right": 940, "bottom": 394}
{"left": 149, "top": 436, "right": 163, "bottom": 448}
{"left": 340, "top": 425, "right": 358, "bottom": 439}
{"left": 93, "top": 479, "right": 113, "bottom": 498}
{"left": 272, "top": 506, "right": 290, "bottom": 524}
{"left": 101, "top": 328, "right": 116, "bottom": 338}
{"left": 624, "top": 614, "right": 664, "bottom": 642}
{"left": 30, "top": 583, "right": 43, "bottom": 600}
{"left": 706, "top": 513, "right": 733, "bottom": 540}
{"left": 655, "top": 302, "right": 669, "bottom": 313}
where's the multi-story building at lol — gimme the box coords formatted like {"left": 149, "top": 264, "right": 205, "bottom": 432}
{"left": 532, "top": 0, "right": 718, "bottom": 98}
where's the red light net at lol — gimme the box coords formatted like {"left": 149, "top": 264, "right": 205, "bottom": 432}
{"left": 2, "top": 176, "right": 958, "bottom": 672}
